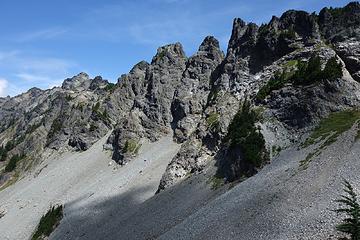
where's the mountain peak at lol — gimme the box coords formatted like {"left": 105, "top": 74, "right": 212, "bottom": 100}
{"left": 151, "top": 42, "right": 186, "bottom": 64}
{"left": 62, "top": 72, "right": 90, "bottom": 90}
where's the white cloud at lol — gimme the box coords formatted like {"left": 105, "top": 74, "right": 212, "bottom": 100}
{"left": 16, "top": 27, "right": 67, "bottom": 42}
{"left": 0, "top": 78, "right": 8, "bottom": 97}
{"left": 15, "top": 73, "right": 53, "bottom": 82}
{"left": 0, "top": 50, "right": 79, "bottom": 96}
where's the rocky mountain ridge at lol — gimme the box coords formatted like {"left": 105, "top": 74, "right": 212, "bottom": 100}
{"left": 1, "top": 2, "right": 360, "bottom": 191}
{"left": 0, "top": 2, "right": 360, "bottom": 228}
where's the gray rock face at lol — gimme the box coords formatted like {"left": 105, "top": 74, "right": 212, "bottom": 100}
{"left": 267, "top": 78, "right": 360, "bottom": 129}
{"left": 172, "top": 36, "right": 224, "bottom": 142}
{"left": 334, "top": 39, "right": 360, "bottom": 82}
{"left": 62, "top": 72, "right": 91, "bottom": 91}
{"left": 157, "top": 3, "right": 360, "bottom": 191}
{"left": 319, "top": 2, "right": 360, "bottom": 42}
{"left": 0, "top": 73, "right": 116, "bottom": 178}
{"left": 107, "top": 43, "right": 187, "bottom": 164}
{"left": 106, "top": 38, "right": 224, "bottom": 165}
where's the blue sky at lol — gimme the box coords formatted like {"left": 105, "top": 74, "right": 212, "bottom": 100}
{"left": 0, "top": 0, "right": 353, "bottom": 97}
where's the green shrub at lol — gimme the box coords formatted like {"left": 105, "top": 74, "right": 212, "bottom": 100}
{"left": 89, "top": 124, "right": 97, "bottom": 132}
{"left": 76, "top": 103, "right": 85, "bottom": 112}
{"left": 92, "top": 105, "right": 110, "bottom": 123}
{"left": 272, "top": 145, "right": 282, "bottom": 156}
{"left": 292, "top": 55, "right": 343, "bottom": 86}
{"left": 209, "top": 176, "right": 224, "bottom": 190}
{"left": 206, "top": 112, "right": 220, "bottom": 130}
{"left": 0, "top": 146, "right": 7, "bottom": 162}
{"left": 92, "top": 102, "right": 100, "bottom": 112}
{"left": 225, "top": 100, "right": 268, "bottom": 168}
{"left": 292, "top": 56, "right": 322, "bottom": 85}
{"left": 334, "top": 179, "right": 360, "bottom": 240}
{"left": 65, "top": 95, "right": 73, "bottom": 101}
{"left": 123, "top": 140, "right": 141, "bottom": 154}
{"left": 104, "top": 83, "right": 117, "bottom": 92}
{"left": 31, "top": 205, "right": 63, "bottom": 240}
{"left": 47, "top": 117, "right": 63, "bottom": 141}
{"left": 4, "top": 154, "right": 25, "bottom": 172}
{"left": 157, "top": 50, "right": 166, "bottom": 60}
{"left": 279, "top": 28, "right": 296, "bottom": 40}
{"left": 256, "top": 71, "right": 290, "bottom": 101}
{"left": 26, "top": 122, "right": 42, "bottom": 135}
{"left": 322, "top": 57, "right": 343, "bottom": 80}
{"left": 5, "top": 140, "right": 15, "bottom": 152}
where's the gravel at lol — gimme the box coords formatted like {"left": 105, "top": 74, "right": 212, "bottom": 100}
{"left": 0, "top": 132, "right": 180, "bottom": 240}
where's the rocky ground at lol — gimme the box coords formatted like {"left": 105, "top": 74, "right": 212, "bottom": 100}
{"left": 0, "top": 133, "right": 180, "bottom": 240}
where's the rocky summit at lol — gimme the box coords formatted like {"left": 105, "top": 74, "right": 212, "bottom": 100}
{"left": 2, "top": 2, "right": 360, "bottom": 240}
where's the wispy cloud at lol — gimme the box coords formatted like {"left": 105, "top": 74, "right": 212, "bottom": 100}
{"left": 0, "top": 50, "right": 78, "bottom": 96}
{"left": 16, "top": 27, "right": 67, "bottom": 42}
{"left": 15, "top": 73, "right": 54, "bottom": 82}
{"left": 0, "top": 78, "right": 8, "bottom": 97}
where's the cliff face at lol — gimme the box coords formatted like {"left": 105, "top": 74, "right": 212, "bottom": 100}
{"left": 1, "top": 2, "right": 360, "bottom": 195}
{"left": 158, "top": 1, "right": 360, "bottom": 190}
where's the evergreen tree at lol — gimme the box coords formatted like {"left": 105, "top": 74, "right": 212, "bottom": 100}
{"left": 323, "top": 57, "right": 343, "bottom": 80}
{"left": 334, "top": 179, "right": 360, "bottom": 240}
{"left": 226, "top": 100, "right": 268, "bottom": 168}
{"left": 306, "top": 55, "right": 322, "bottom": 83}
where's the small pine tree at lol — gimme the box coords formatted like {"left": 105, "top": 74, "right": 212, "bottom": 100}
{"left": 323, "top": 57, "right": 343, "bottom": 80}
{"left": 305, "top": 55, "right": 322, "bottom": 84}
{"left": 334, "top": 179, "right": 360, "bottom": 240}
{"left": 226, "top": 99, "right": 268, "bottom": 168}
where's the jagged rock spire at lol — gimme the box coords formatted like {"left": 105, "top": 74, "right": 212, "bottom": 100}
{"left": 62, "top": 72, "right": 90, "bottom": 90}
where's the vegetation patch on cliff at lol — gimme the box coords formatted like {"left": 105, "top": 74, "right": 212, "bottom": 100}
{"left": 303, "top": 110, "right": 360, "bottom": 148}
{"left": 217, "top": 100, "right": 269, "bottom": 181}
{"left": 206, "top": 112, "right": 220, "bottom": 130}
{"left": 31, "top": 205, "right": 63, "bottom": 240}
{"left": 256, "top": 56, "right": 343, "bottom": 101}
{"left": 4, "top": 154, "right": 26, "bottom": 172}
{"left": 123, "top": 139, "right": 141, "bottom": 155}
{"left": 300, "top": 110, "right": 360, "bottom": 169}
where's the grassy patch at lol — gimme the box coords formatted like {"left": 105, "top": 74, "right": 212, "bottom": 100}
{"left": 206, "top": 112, "right": 219, "bottom": 130}
{"left": 4, "top": 154, "right": 26, "bottom": 172}
{"left": 157, "top": 50, "right": 166, "bottom": 60}
{"left": 92, "top": 103, "right": 110, "bottom": 123}
{"left": 303, "top": 110, "right": 360, "bottom": 148}
{"left": 0, "top": 172, "right": 19, "bottom": 191}
{"left": 256, "top": 70, "right": 292, "bottom": 101}
{"left": 209, "top": 176, "right": 224, "bottom": 190}
{"left": 31, "top": 205, "right": 63, "bottom": 240}
{"left": 47, "top": 117, "right": 63, "bottom": 141}
{"left": 283, "top": 60, "right": 298, "bottom": 68}
{"left": 299, "top": 151, "right": 321, "bottom": 169}
{"left": 300, "top": 110, "right": 360, "bottom": 169}
{"left": 123, "top": 140, "right": 141, "bottom": 154}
